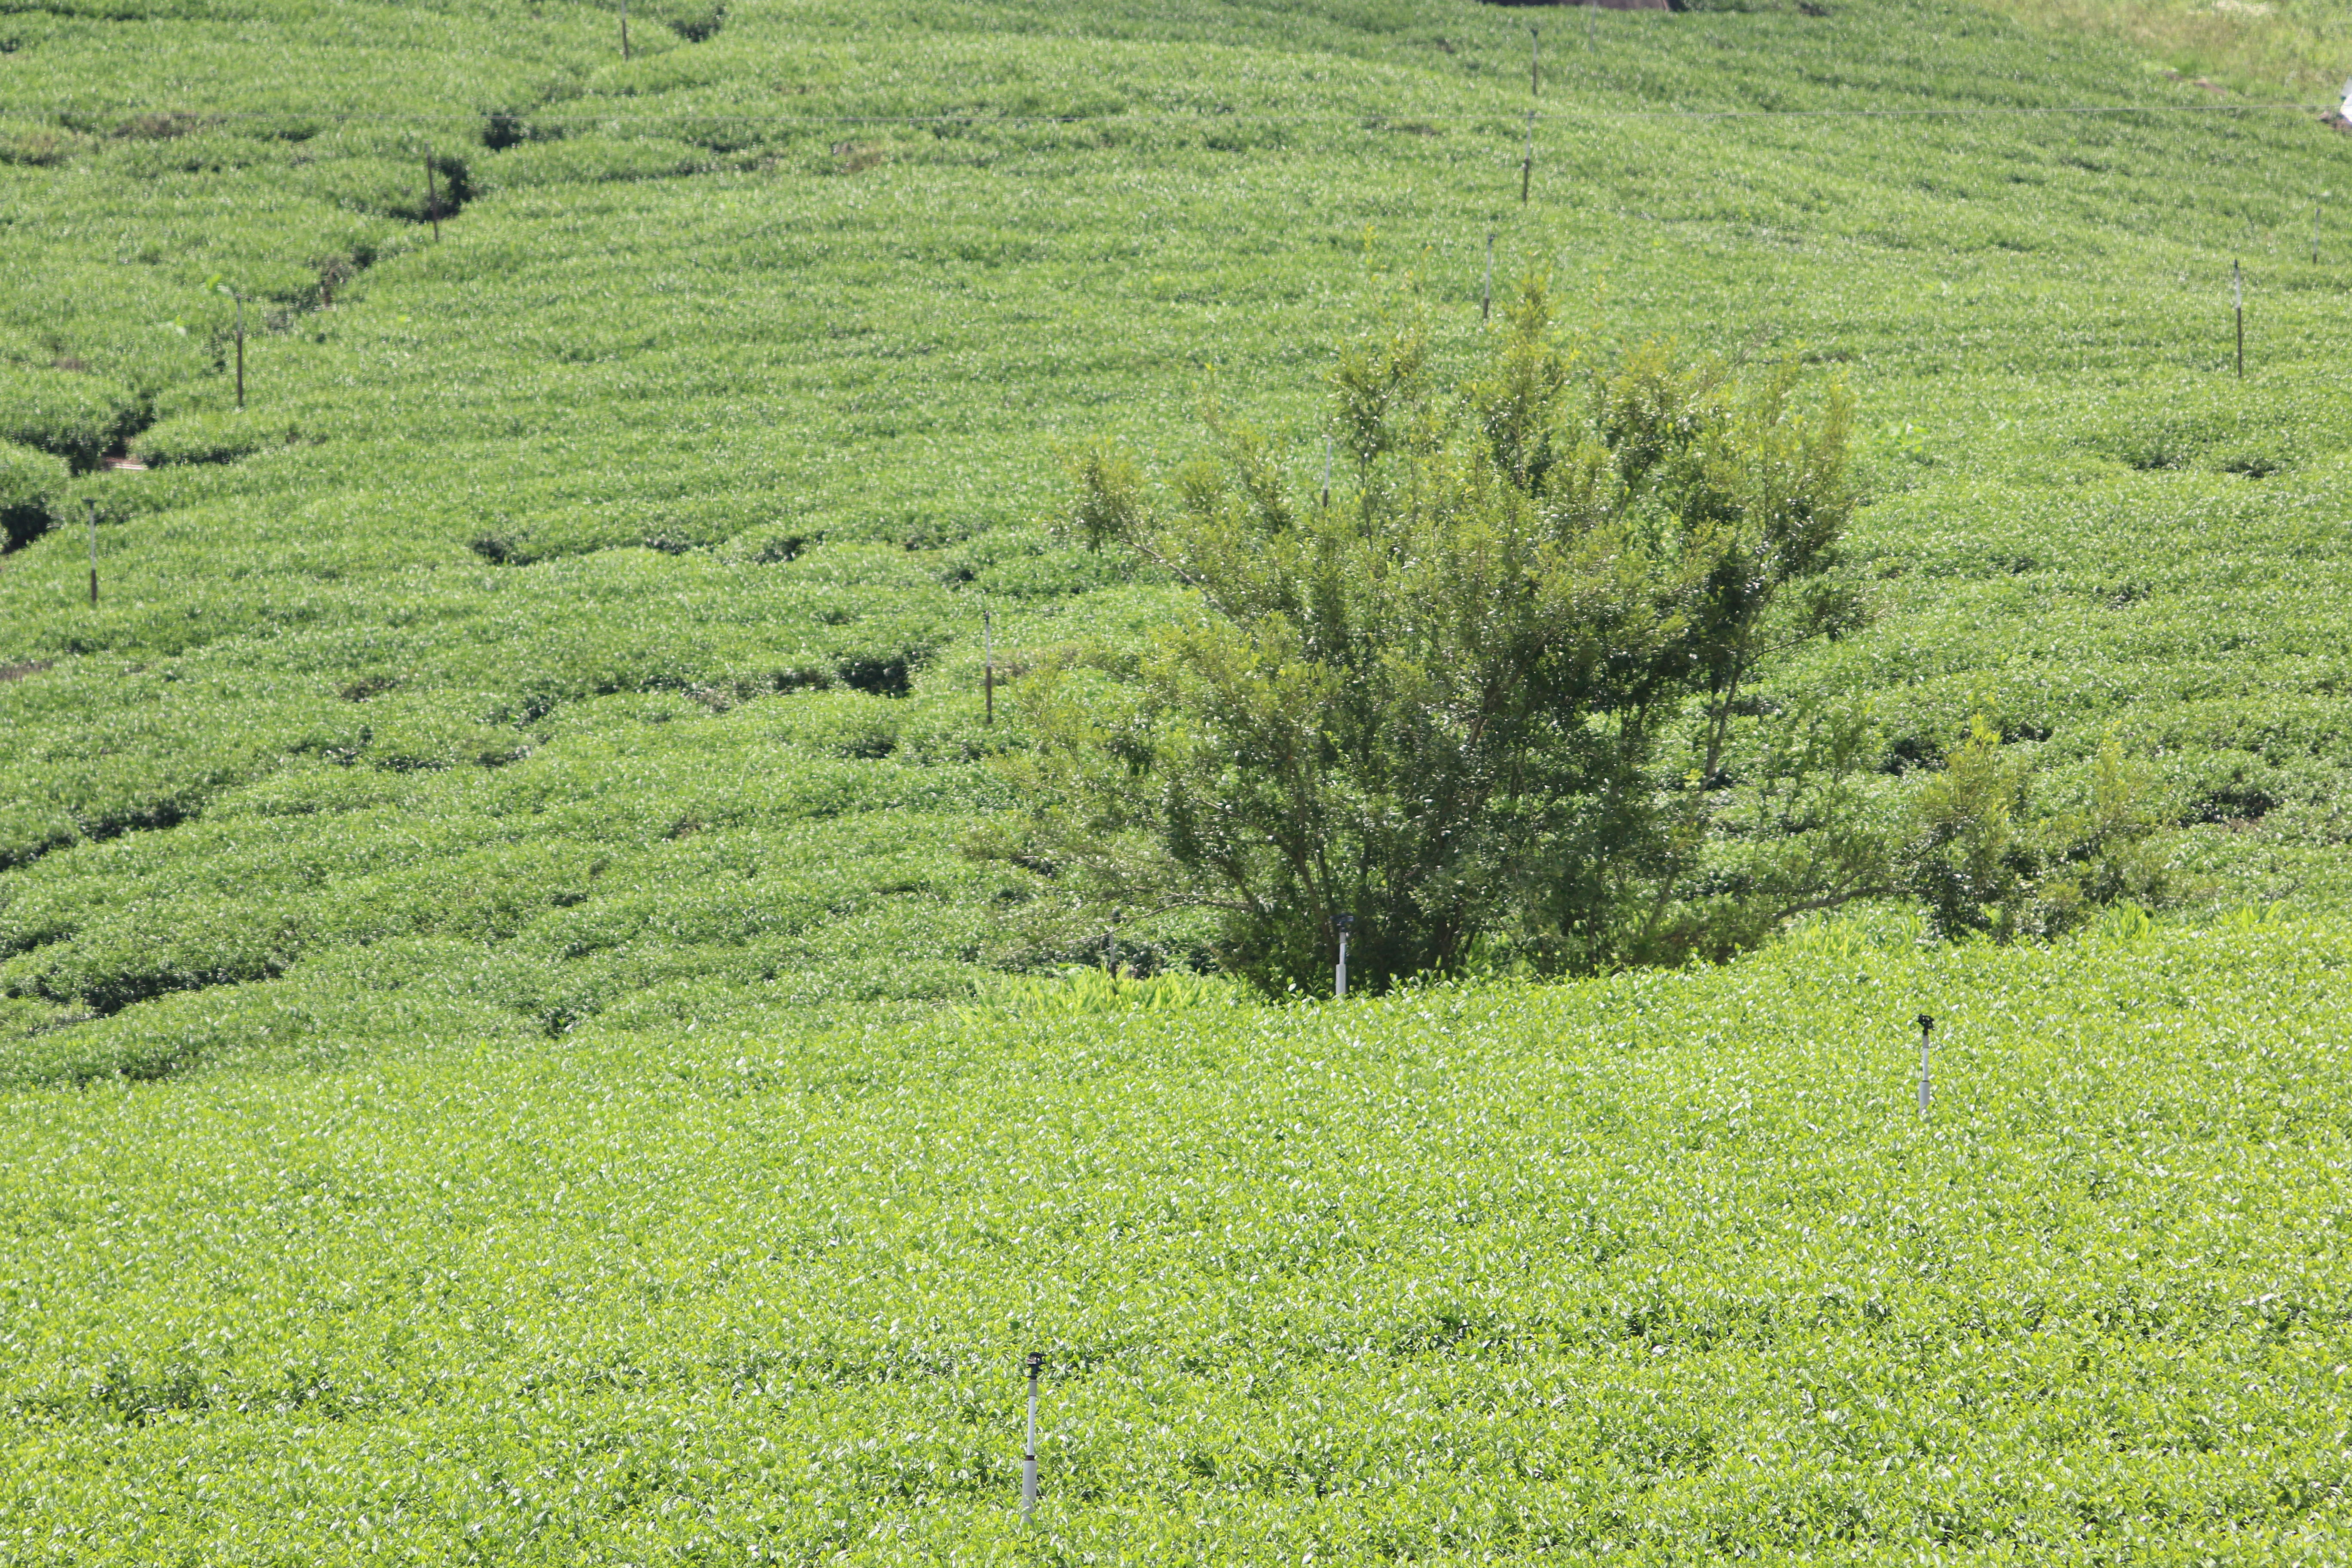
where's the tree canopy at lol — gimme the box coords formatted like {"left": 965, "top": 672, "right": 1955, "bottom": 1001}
{"left": 985, "top": 281, "right": 2117, "bottom": 994}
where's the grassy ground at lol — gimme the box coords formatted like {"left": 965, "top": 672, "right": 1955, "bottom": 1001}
{"left": 3, "top": 0, "right": 2352, "bottom": 1555}
{"left": 1984, "top": 0, "right": 2352, "bottom": 101}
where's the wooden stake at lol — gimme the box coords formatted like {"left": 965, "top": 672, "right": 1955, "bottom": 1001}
{"left": 1521, "top": 110, "right": 1534, "bottom": 205}
{"left": 1482, "top": 230, "right": 1494, "bottom": 322}
{"left": 2233, "top": 258, "right": 2244, "bottom": 379}
{"left": 620, "top": 0, "right": 631, "bottom": 59}
{"left": 234, "top": 294, "right": 245, "bottom": 409}
{"left": 983, "top": 602, "right": 994, "bottom": 726}
{"left": 86, "top": 499, "right": 98, "bottom": 606}
{"left": 1530, "top": 24, "right": 1540, "bottom": 97}
{"left": 426, "top": 152, "right": 441, "bottom": 242}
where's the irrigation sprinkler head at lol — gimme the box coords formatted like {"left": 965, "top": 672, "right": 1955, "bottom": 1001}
{"left": 1334, "top": 912, "right": 1354, "bottom": 936}
{"left": 1024, "top": 1351, "right": 1043, "bottom": 1379}
{"left": 1917, "top": 1014, "right": 1935, "bottom": 1037}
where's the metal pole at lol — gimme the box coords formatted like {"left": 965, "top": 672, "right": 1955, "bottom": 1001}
{"left": 620, "top": 0, "right": 631, "bottom": 58}
{"left": 2233, "top": 259, "right": 2245, "bottom": 379}
{"left": 1320, "top": 435, "right": 1331, "bottom": 511}
{"left": 234, "top": 295, "right": 245, "bottom": 410}
{"left": 983, "top": 602, "right": 994, "bottom": 726}
{"left": 1520, "top": 110, "right": 1534, "bottom": 205}
{"left": 1530, "top": 24, "right": 1539, "bottom": 97}
{"left": 1021, "top": 1351, "right": 1041, "bottom": 1524}
{"left": 1917, "top": 1014, "right": 1934, "bottom": 1115}
{"left": 1335, "top": 913, "right": 1352, "bottom": 1000}
{"left": 1482, "top": 230, "right": 1493, "bottom": 323}
{"left": 426, "top": 152, "right": 440, "bottom": 242}
{"left": 86, "top": 499, "right": 97, "bottom": 606}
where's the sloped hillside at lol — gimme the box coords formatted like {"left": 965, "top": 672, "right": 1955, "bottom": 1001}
{"left": 5, "top": 0, "right": 2352, "bottom": 1075}
{"left": 4, "top": 0, "right": 2352, "bottom": 1558}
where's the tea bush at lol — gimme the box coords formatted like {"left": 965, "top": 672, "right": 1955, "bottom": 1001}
{"left": 0, "top": 365, "right": 136, "bottom": 470}
{"left": 129, "top": 411, "right": 294, "bottom": 467}
{"left": 3, "top": 917, "right": 2349, "bottom": 1558}
{"left": 0, "top": 439, "right": 68, "bottom": 550}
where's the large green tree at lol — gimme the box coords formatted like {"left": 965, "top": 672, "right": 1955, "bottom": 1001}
{"left": 992, "top": 281, "right": 1884, "bottom": 994}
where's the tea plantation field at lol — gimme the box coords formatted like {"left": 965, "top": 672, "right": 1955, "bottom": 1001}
{"left": 4, "top": 0, "right": 2352, "bottom": 1556}
{"left": 5, "top": 916, "right": 2350, "bottom": 1560}
{"left": 6, "top": 0, "right": 2352, "bottom": 1059}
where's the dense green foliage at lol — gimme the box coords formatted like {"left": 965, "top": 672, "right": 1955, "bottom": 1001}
{"left": 6, "top": 0, "right": 2352, "bottom": 1057}
{"left": 0, "top": 0, "right": 2343, "bottom": 1029}
{"left": 1903, "top": 718, "right": 2171, "bottom": 943}
{"left": 5, "top": 915, "right": 2349, "bottom": 1559}
{"left": 4, "top": 0, "right": 2352, "bottom": 1553}
{"left": 0, "top": 440, "right": 69, "bottom": 552}
{"left": 1007, "top": 288, "right": 1873, "bottom": 991}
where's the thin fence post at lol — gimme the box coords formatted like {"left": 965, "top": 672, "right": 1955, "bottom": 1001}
{"left": 2233, "top": 259, "right": 2245, "bottom": 379}
{"left": 86, "top": 499, "right": 98, "bottom": 606}
{"left": 1521, "top": 110, "right": 1534, "bottom": 205}
{"left": 1530, "top": 24, "right": 1540, "bottom": 98}
{"left": 1321, "top": 435, "right": 1331, "bottom": 511}
{"left": 621, "top": 0, "right": 631, "bottom": 59}
{"left": 235, "top": 294, "right": 245, "bottom": 410}
{"left": 426, "top": 151, "right": 440, "bottom": 242}
{"left": 983, "top": 601, "right": 994, "bottom": 726}
{"left": 1021, "top": 1352, "right": 1041, "bottom": 1524}
{"left": 1916, "top": 1014, "right": 1934, "bottom": 1116}
{"left": 1482, "top": 230, "right": 1494, "bottom": 322}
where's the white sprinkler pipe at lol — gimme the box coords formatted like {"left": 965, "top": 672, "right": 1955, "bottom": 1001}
{"left": 1021, "top": 1351, "right": 1041, "bottom": 1523}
